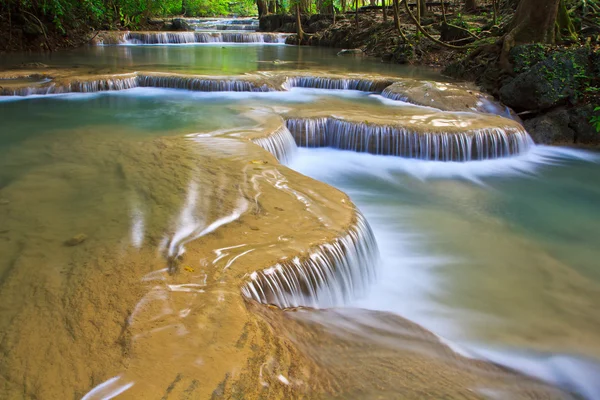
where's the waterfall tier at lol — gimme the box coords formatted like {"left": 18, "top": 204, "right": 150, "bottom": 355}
{"left": 251, "top": 125, "right": 298, "bottom": 164}
{"left": 242, "top": 212, "right": 378, "bottom": 308}
{"left": 122, "top": 31, "right": 288, "bottom": 44}
{"left": 382, "top": 80, "right": 518, "bottom": 119}
{"left": 137, "top": 73, "right": 272, "bottom": 92}
{"left": 285, "top": 116, "right": 533, "bottom": 161}
{"left": 282, "top": 76, "right": 396, "bottom": 92}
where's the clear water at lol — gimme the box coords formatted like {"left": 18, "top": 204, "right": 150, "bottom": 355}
{"left": 1, "top": 44, "right": 445, "bottom": 77}
{"left": 2, "top": 44, "right": 600, "bottom": 398}
{"left": 290, "top": 147, "right": 600, "bottom": 398}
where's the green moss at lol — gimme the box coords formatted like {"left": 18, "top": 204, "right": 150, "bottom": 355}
{"left": 510, "top": 44, "right": 548, "bottom": 73}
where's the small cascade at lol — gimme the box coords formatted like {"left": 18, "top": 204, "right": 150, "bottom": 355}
{"left": 380, "top": 87, "right": 410, "bottom": 102}
{"left": 252, "top": 125, "right": 298, "bottom": 164}
{"left": 2, "top": 76, "right": 138, "bottom": 96}
{"left": 242, "top": 212, "right": 379, "bottom": 308}
{"left": 187, "top": 18, "right": 259, "bottom": 32}
{"left": 137, "top": 74, "right": 272, "bottom": 92}
{"left": 283, "top": 76, "right": 395, "bottom": 92}
{"left": 214, "top": 24, "right": 257, "bottom": 31}
{"left": 285, "top": 118, "right": 328, "bottom": 147}
{"left": 285, "top": 117, "right": 534, "bottom": 161}
{"left": 123, "top": 31, "right": 287, "bottom": 44}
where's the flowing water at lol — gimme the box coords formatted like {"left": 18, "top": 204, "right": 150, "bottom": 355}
{"left": 1, "top": 39, "right": 600, "bottom": 399}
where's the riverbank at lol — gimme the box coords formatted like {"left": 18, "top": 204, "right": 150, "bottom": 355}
{"left": 260, "top": 10, "right": 600, "bottom": 147}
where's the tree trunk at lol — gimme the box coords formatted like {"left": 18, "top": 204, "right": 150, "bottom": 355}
{"left": 464, "top": 0, "right": 477, "bottom": 12}
{"left": 268, "top": 0, "right": 275, "bottom": 13}
{"left": 257, "top": 0, "right": 268, "bottom": 17}
{"left": 416, "top": 0, "right": 421, "bottom": 38}
{"left": 393, "top": 0, "right": 401, "bottom": 30}
{"left": 296, "top": 1, "right": 304, "bottom": 42}
{"left": 500, "top": 0, "right": 560, "bottom": 70}
{"left": 382, "top": 0, "right": 387, "bottom": 22}
{"left": 419, "top": 0, "right": 428, "bottom": 17}
{"left": 355, "top": 0, "right": 359, "bottom": 29}
{"left": 556, "top": 0, "right": 577, "bottom": 41}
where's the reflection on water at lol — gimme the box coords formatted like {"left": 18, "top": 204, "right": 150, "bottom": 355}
{"left": 0, "top": 45, "right": 445, "bottom": 78}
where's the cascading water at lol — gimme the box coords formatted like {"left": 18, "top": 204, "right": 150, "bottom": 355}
{"left": 137, "top": 74, "right": 272, "bottom": 92}
{"left": 283, "top": 76, "right": 395, "bottom": 92}
{"left": 241, "top": 212, "right": 379, "bottom": 308}
{"left": 285, "top": 117, "right": 534, "bottom": 161}
{"left": 284, "top": 118, "right": 328, "bottom": 147}
{"left": 251, "top": 125, "right": 298, "bottom": 164}
{"left": 123, "top": 31, "right": 288, "bottom": 44}
{"left": 1, "top": 76, "right": 139, "bottom": 96}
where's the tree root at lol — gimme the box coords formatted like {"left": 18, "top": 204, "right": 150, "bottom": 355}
{"left": 402, "top": 0, "right": 475, "bottom": 49}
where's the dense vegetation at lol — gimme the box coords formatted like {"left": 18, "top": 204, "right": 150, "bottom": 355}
{"left": 0, "top": 0, "right": 257, "bottom": 51}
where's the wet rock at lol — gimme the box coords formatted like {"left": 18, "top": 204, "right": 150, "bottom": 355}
{"left": 259, "top": 14, "right": 297, "bottom": 32}
{"left": 64, "top": 233, "right": 88, "bottom": 247}
{"left": 169, "top": 18, "right": 193, "bottom": 32}
{"left": 523, "top": 105, "right": 599, "bottom": 145}
{"left": 568, "top": 105, "right": 600, "bottom": 144}
{"left": 337, "top": 49, "right": 363, "bottom": 56}
{"left": 524, "top": 109, "right": 574, "bottom": 145}
{"left": 499, "top": 48, "right": 592, "bottom": 111}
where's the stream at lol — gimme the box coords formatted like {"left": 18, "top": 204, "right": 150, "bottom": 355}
{"left": 1, "top": 28, "right": 600, "bottom": 399}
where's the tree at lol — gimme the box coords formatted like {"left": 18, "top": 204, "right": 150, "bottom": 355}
{"left": 464, "top": 0, "right": 477, "bottom": 12}
{"left": 295, "top": 0, "right": 305, "bottom": 42}
{"left": 500, "top": 0, "right": 560, "bottom": 68}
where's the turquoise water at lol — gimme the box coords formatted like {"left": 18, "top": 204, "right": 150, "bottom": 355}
{"left": 2, "top": 43, "right": 600, "bottom": 398}
{"left": 1, "top": 44, "right": 444, "bottom": 78}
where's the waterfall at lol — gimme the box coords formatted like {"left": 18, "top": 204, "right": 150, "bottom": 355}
{"left": 380, "top": 86, "right": 410, "bottom": 102}
{"left": 252, "top": 125, "right": 298, "bottom": 164}
{"left": 123, "top": 32, "right": 288, "bottom": 44}
{"left": 286, "top": 117, "right": 534, "bottom": 161}
{"left": 283, "top": 76, "right": 395, "bottom": 92}
{"left": 1, "top": 76, "right": 138, "bottom": 96}
{"left": 241, "top": 212, "right": 378, "bottom": 308}
{"left": 137, "top": 74, "right": 272, "bottom": 92}
{"left": 284, "top": 118, "right": 328, "bottom": 148}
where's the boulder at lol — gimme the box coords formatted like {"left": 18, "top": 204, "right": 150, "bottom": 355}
{"left": 509, "top": 44, "right": 547, "bottom": 74}
{"left": 523, "top": 109, "right": 574, "bottom": 145}
{"left": 591, "top": 49, "right": 600, "bottom": 77}
{"left": 523, "top": 105, "right": 599, "bottom": 145}
{"left": 170, "top": 18, "right": 193, "bottom": 31}
{"left": 499, "top": 48, "right": 592, "bottom": 111}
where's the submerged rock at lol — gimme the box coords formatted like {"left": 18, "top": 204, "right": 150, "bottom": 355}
{"left": 64, "top": 233, "right": 87, "bottom": 246}
{"left": 337, "top": 49, "right": 363, "bottom": 56}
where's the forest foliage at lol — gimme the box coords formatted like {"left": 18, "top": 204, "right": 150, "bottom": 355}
{"left": 2, "top": 0, "right": 258, "bottom": 33}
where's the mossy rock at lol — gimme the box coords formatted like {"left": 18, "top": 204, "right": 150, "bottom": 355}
{"left": 591, "top": 49, "right": 600, "bottom": 77}
{"left": 499, "top": 47, "right": 592, "bottom": 110}
{"left": 510, "top": 44, "right": 547, "bottom": 73}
